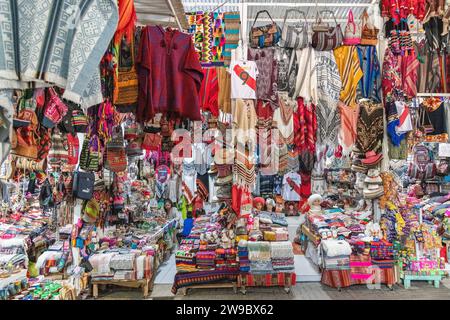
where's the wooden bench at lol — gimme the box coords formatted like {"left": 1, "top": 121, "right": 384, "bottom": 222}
{"left": 181, "top": 282, "right": 238, "bottom": 296}
{"left": 92, "top": 278, "right": 151, "bottom": 298}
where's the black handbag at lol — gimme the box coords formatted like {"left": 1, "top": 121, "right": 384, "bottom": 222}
{"left": 72, "top": 169, "right": 95, "bottom": 200}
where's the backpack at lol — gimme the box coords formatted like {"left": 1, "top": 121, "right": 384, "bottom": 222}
{"left": 408, "top": 144, "right": 436, "bottom": 180}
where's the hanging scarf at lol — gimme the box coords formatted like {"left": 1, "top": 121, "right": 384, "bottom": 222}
{"left": 114, "top": 0, "right": 137, "bottom": 45}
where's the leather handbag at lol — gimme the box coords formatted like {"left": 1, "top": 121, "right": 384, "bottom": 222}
{"left": 280, "top": 9, "right": 309, "bottom": 49}
{"left": 72, "top": 169, "right": 95, "bottom": 200}
{"left": 311, "top": 10, "right": 343, "bottom": 51}
{"left": 249, "top": 10, "right": 281, "bottom": 48}
{"left": 105, "top": 127, "right": 127, "bottom": 172}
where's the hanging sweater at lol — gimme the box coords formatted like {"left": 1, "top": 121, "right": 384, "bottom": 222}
{"left": 333, "top": 46, "right": 363, "bottom": 107}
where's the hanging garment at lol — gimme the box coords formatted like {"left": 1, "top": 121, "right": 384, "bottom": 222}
{"left": 217, "top": 67, "right": 232, "bottom": 114}
{"left": 333, "top": 46, "right": 363, "bottom": 107}
{"left": 276, "top": 48, "right": 297, "bottom": 94}
{"left": 386, "top": 101, "right": 406, "bottom": 147}
{"left": 137, "top": 26, "right": 204, "bottom": 122}
{"left": 255, "top": 100, "right": 273, "bottom": 120}
{"left": 356, "top": 45, "right": 382, "bottom": 103}
{"left": 355, "top": 100, "right": 384, "bottom": 154}
{"left": 230, "top": 60, "right": 258, "bottom": 99}
{"left": 231, "top": 99, "right": 257, "bottom": 147}
{"left": 395, "top": 101, "right": 413, "bottom": 134}
{"left": 339, "top": 101, "right": 360, "bottom": 150}
{"left": 199, "top": 68, "right": 219, "bottom": 117}
{"left": 316, "top": 101, "right": 341, "bottom": 147}
{"left": 294, "top": 98, "right": 317, "bottom": 153}
{"left": 233, "top": 145, "right": 256, "bottom": 191}
{"left": 282, "top": 171, "right": 302, "bottom": 202}
{"left": 273, "top": 93, "right": 294, "bottom": 145}
{"left": 182, "top": 157, "right": 197, "bottom": 204}
{"left": 422, "top": 98, "right": 446, "bottom": 135}
{"left": 414, "top": 39, "right": 428, "bottom": 93}
{"left": 314, "top": 50, "right": 342, "bottom": 110}
{"left": 0, "top": 0, "right": 118, "bottom": 109}
{"left": 247, "top": 47, "right": 278, "bottom": 103}
{"left": 114, "top": 0, "right": 137, "bottom": 45}
{"left": 293, "top": 47, "right": 316, "bottom": 102}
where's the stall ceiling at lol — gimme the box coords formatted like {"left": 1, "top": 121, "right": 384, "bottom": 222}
{"left": 135, "top": 0, "right": 189, "bottom": 29}
{"left": 181, "top": 0, "right": 376, "bottom": 30}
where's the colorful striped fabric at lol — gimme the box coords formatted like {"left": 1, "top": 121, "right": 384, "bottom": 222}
{"left": 333, "top": 46, "right": 363, "bottom": 108}
{"left": 172, "top": 270, "right": 239, "bottom": 294}
{"left": 223, "top": 12, "right": 240, "bottom": 66}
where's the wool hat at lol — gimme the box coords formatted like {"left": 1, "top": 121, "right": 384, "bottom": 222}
{"left": 308, "top": 194, "right": 323, "bottom": 206}
{"left": 253, "top": 197, "right": 265, "bottom": 208}
{"left": 361, "top": 150, "right": 383, "bottom": 166}
{"left": 364, "top": 169, "right": 383, "bottom": 184}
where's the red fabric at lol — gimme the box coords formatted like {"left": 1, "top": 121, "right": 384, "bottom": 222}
{"left": 199, "top": 68, "right": 219, "bottom": 117}
{"left": 67, "top": 133, "right": 79, "bottom": 165}
{"left": 136, "top": 26, "right": 204, "bottom": 122}
{"left": 299, "top": 172, "right": 311, "bottom": 198}
{"left": 294, "top": 98, "right": 317, "bottom": 153}
{"left": 321, "top": 267, "right": 395, "bottom": 288}
{"left": 231, "top": 185, "right": 252, "bottom": 217}
{"left": 255, "top": 100, "right": 273, "bottom": 119}
{"left": 233, "top": 64, "right": 256, "bottom": 90}
{"left": 239, "top": 273, "right": 296, "bottom": 287}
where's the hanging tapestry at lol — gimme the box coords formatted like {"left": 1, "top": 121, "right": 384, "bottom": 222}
{"left": 187, "top": 11, "right": 229, "bottom": 67}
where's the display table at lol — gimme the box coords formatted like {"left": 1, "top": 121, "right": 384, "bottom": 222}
{"left": 237, "top": 272, "right": 296, "bottom": 294}
{"left": 321, "top": 267, "right": 395, "bottom": 290}
{"left": 172, "top": 270, "right": 240, "bottom": 294}
{"left": 91, "top": 278, "right": 151, "bottom": 298}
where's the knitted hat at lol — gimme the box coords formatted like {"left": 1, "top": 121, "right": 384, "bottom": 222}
{"left": 253, "top": 197, "right": 265, "bottom": 208}
{"left": 308, "top": 194, "right": 323, "bottom": 206}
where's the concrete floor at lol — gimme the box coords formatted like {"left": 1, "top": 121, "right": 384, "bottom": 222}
{"left": 90, "top": 278, "right": 450, "bottom": 300}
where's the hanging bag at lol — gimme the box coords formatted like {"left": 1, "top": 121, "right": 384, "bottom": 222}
{"left": 311, "top": 10, "right": 343, "bottom": 51}
{"left": 360, "top": 9, "right": 379, "bottom": 45}
{"left": 249, "top": 10, "right": 281, "bottom": 48}
{"left": 114, "top": 34, "right": 138, "bottom": 113}
{"left": 79, "top": 135, "right": 101, "bottom": 172}
{"left": 72, "top": 168, "right": 95, "bottom": 200}
{"left": 343, "top": 9, "right": 361, "bottom": 45}
{"left": 105, "top": 126, "right": 127, "bottom": 172}
{"left": 280, "top": 9, "right": 309, "bottom": 49}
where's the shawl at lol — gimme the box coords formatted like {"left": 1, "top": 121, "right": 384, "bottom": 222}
{"left": 339, "top": 101, "right": 359, "bottom": 150}
{"left": 270, "top": 241, "right": 294, "bottom": 259}
{"left": 114, "top": 0, "right": 137, "bottom": 45}
{"left": 313, "top": 50, "right": 342, "bottom": 110}
{"left": 316, "top": 100, "right": 341, "bottom": 147}
{"left": 231, "top": 99, "right": 257, "bottom": 146}
{"left": 217, "top": 67, "right": 231, "bottom": 113}
{"left": 333, "top": 46, "right": 363, "bottom": 107}
{"left": 356, "top": 45, "right": 381, "bottom": 103}
{"left": 0, "top": 0, "right": 119, "bottom": 110}
{"left": 355, "top": 100, "right": 384, "bottom": 154}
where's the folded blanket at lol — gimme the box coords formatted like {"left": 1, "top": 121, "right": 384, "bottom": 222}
{"left": 321, "top": 240, "right": 352, "bottom": 257}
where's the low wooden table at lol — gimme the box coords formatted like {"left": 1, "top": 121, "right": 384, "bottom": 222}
{"left": 91, "top": 278, "right": 151, "bottom": 299}
{"left": 181, "top": 282, "right": 238, "bottom": 296}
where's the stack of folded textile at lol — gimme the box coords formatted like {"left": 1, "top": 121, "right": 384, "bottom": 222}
{"left": 196, "top": 250, "right": 216, "bottom": 270}
{"left": 176, "top": 245, "right": 197, "bottom": 273}
{"left": 109, "top": 253, "right": 138, "bottom": 281}
{"left": 248, "top": 241, "right": 273, "bottom": 274}
{"left": 237, "top": 241, "right": 250, "bottom": 272}
{"left": 350, "top": 254, "right": 372, "bottom": 280}
{"left": 270, "top": 242, "right": 294, "bottom": 272}
{"left": 215, "top": 248, "right": 238, "bottom": 271}
{"left": 370, "top": 240, "right": 395, "bottom": 269}
{"left": 321, "top": 239, "right": 352, "bottom": 270}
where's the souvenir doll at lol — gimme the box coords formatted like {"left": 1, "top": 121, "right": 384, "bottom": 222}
{"left": 307, "top": 194, "right": 323, "bottom": 215}
{"left": 265, "top": 198, "right": 275, "bottom": 212}
{"left": 253, "top": 197, "right": 265, "bottom": 213}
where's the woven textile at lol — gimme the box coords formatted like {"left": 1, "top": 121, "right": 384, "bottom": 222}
{"left": 223, "top": 12, "right": 240, "bottom": 66}
{"left": 238, "top": 272, "right": 296, "bottom": 287}
{"left": 0, "top": 0, "right": 118, "bottom": 109}
{"left": 321, "top": 267, "right": 395, "bottom": 288}
{"left": 354, "top": 100, "right": 384, "bottom": 154}
{"left": 172, "top": 270, "right": 239, "bottom": 294}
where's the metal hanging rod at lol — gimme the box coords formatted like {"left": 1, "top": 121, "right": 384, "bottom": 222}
{"left": 166, "top": 0, "right": 184, "bottom": 30}
{"left": 183, "top": 2, "right": 372, "bottom": 7}
{"left": 416, "top": 93, "right": 450, "bottom": 97}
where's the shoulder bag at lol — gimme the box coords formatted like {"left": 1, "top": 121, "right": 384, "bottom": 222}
{"left": 249, "top": 10, "right": 281, "bottom": 48}
{"left": 311, "top": 10, "right": 343, "bottom": 51}
{"left": 72, "top": 168, "right": 95, "bottom": 200}
{"left": 280, "top": 9, "right": 309, "bottom": 49}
